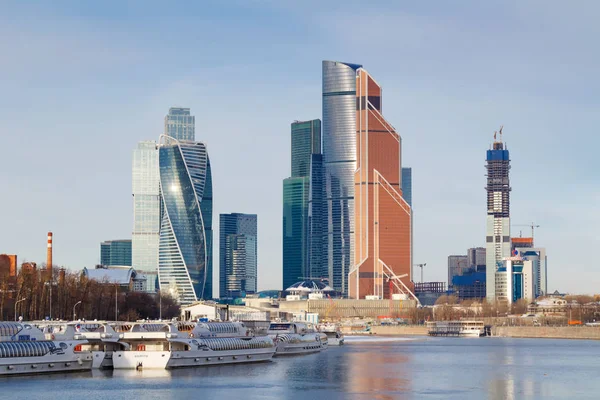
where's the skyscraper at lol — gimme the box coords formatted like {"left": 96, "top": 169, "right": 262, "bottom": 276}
{"left": 485, "top": 128, "right": 511, "bottom": 301}
{"left": 158, "top": 135, "right": 212, "bottom": 305}
{"left": 219, "top": 213, "right": 257, "bottom": 298}
{"left": 348, "top": 67, "right": 412, "bottom": 299}
{"left": 467, "top": 247, "right": 486, "bottom": 271}
{"left": 132, "top": 141, "right": 160, "bottom": 273}
{"left": 448, "top": 255, "right": 469, "bottom": 289}
{"left": 164, "top": 107, "right": 195, "bottom": 141}
{"left": 322, "top": 60, "right": 362, "bottom": 295}
{"left": 283, "top": 119, "right": 321, "bottom": 290}
{"left": 100, "top": 240, "right": 132, "bottom": 266}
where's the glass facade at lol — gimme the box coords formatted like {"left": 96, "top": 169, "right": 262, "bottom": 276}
{"left": 308, "top": 154, "right": 326, "bottom": 280}
{"left": 224, "top": 234, "right": 257, "bottom": 297}
{"left": 132, "top": 141, "right": 161, "bottom": 273}
{"left": 322, "top": 61, "right": 362, "bottom": 296}
{"left": 100, "top": 240, "right": 132, "bottom": 266}
{"left": 219, "top": 213, "right": 257, "bottom": 298}
{"left": 158, "top": 136, "right": 212, "bottom": 305}
{"left": 164, "top": 107, "right": 195, "bottom": 141}
{"left": 283, "top": 176, "right": 309, "bottom": 290}
{"left": 282, "top": 119, "right": 322, "bottom": 290}
{"left": 401, "top": 167, "right": 412, "bottom": 207}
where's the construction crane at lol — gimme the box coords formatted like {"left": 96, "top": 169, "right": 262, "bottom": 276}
{"left": 513, "top": 222, "right": 540, "bottom": 241}
{"left": 413, "top": 263, "right": 426, "bottom": 283}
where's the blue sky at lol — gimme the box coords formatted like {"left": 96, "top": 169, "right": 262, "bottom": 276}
{"left": 1, "top": 1, "right": 598, "bottom": 295}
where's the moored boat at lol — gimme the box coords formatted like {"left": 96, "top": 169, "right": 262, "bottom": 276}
{"left": 427, "top": 320, "right": 484, "bottom": 337}
{"left": 267, "top": 322, "right": 328, "bottom": 355}
{"left": 317, "top": 323, "right": 344, "bottom": 345}
{"left": 0, "top": 322, "right": 93, "bottom": 376}
{"left": 113, "top": 321, "right": 275, "bottom": 369}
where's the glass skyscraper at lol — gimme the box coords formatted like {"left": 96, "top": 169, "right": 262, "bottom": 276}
{"left": 100, "top": 240, "right": 132, "bottom": 266}
{"left": 164, "top": 107, "right": 195, "bottom": 141}
{"left": 158, "top": 135, "right": 213, "bottom": 305}
{"left": 219, "top": 213, "right": 257, "bottom": 298}
{"left": 322, "top": 61, "right": 362, "bottom": 296}
{"left": 283, "top": 120, "right": 321, "bottom": 290}
{"left": 132, "top": 141, "right": 160, "bottom": 273}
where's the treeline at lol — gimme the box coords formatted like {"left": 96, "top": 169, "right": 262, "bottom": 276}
{"left": 0, "top": 266, "right": 180, "bottom": 321}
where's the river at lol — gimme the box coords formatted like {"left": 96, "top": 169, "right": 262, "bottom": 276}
{"left": 3, "top": 336, "right": 600, "bottom": 399}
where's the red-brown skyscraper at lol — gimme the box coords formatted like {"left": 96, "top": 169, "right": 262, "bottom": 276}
{"left": 349, "top": 69, "right": 412, "bottom": 299}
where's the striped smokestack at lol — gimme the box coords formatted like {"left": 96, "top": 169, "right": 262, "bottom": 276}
{"left": 47, "top": 232, "right": 53, "bottom": 278}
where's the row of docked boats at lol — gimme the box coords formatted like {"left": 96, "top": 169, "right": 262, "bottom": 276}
{"left": 0, "top": 320, "right": 344, "bottom": 376}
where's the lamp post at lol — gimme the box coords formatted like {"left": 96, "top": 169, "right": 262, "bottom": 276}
{"left": 44, "top": 281, "right": 58, "bottom": 320}
{"left": 73, "top": 301, "right": 82, "bottom": 321}
{"left": 14, "top": 298, "right": 26, "bottom": 322}
{"left": 159, "top": 290, "right": 162, "bottom": 321}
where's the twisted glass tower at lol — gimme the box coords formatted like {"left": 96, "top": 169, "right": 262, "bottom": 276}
{"left": 158, "top": 135, "right": 212, "bottom": 305}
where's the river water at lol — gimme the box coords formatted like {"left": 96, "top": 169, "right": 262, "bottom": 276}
{"left": 3, "top": 336, "right": 600, "bottom": 399}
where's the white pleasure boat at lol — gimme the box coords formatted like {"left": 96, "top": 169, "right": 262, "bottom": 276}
{"left": 317, "top": 323, "right": 345, "bottom": 345}
{"left": 267, "top": 322, "right": 328, "bottom": 356}
{"left": 0, "top": 322, "right": 93, "bottom": 376}
{"left": 113, "top": 321, "right": 276, "bottom": 369}
{"left": 427, "top": 320, "right": 485, "bottom": 337}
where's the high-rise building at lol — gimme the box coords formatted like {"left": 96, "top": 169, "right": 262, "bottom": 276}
{"left": 100, "top": 240, "right": 132, "bottom": 266}
{"left": 322, "top": 61, "right": 362, "bottom": 296}
{"left": 467, "top": 247, "right": 486, "bottom": 271}
{"left": 515, "top": 247, "right": 547, "bottom": 297}
{"left": 401, "top": 168, "right": 412, "bottom": 207}
{"left": 485, "top": 129, "right": 511, "bottom": 301}
{"left": 308, "top": 152, "right": 326, "bottom": 281}
{"left": 219, "top": 213, "right": 257, "bottom": 298}
{"left": 132, "top": 141, "right": 160, "bottom": 273}
{"left": 448, "top": 255, "right": 469, "bottom": 290}
{"left": 164, "top": 107, "right": 195, "bottom": 141}
{"left": 157, "top": 135, "right": 212, "bottom": 305}
{"left": 348, "top": 67, "right": 412, "bottom": 299}
{"left": 283, "top": 120, "right": 321, "bottom": 290}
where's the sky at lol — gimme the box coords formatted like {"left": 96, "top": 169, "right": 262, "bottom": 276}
{"left": 1, "top": 1, "right": 599, "bottom": 295}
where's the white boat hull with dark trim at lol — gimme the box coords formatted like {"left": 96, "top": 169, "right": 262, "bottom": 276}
{"left": 268, "top": 322, "right": 328, "bottom": 356}
{"left": 113, "top": 351, "right": 170, "bottom": 370}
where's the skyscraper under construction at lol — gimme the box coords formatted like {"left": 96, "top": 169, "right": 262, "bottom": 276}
{"left": 485, "top": 128, "right": 511, "bottom": 301}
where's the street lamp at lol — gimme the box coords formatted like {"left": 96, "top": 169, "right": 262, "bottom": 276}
{"left": 73, "top": 301, "right": 82, "bottom": 321}
{"left": 14, "top": 298, "right": 26, "bottom": 322}
{"left": 44, "top": 281, "right": 58, "bottom": 320}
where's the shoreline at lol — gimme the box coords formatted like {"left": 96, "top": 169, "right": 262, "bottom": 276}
{"left": 341, "top": 325, "right": 600, "bottom": 340}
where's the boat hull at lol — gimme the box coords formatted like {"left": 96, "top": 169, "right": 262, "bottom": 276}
{"left": 113, "top": 351, "right": 170, "bottom": 370}
{"left": 0, "top": 354, "right": 93, "bottom": 376}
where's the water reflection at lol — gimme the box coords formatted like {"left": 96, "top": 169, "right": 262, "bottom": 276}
{"left": 346, "top": 342, "right": 410, "bottom": 399}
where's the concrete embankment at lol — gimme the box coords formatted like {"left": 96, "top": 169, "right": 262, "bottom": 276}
{"left": 493, "top": 326, "right": 600, "bottom": 340}
{"left": 342, "top": 325, "right": 428, "bottom": 336}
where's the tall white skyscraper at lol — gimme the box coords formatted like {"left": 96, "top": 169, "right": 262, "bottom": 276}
{"left": 132, "top": 141, "right": 160, "bottom": 278}
{"left": 485, "top": 129, "right": 512, "bottom": 301}
{"left": 164, "top": 107, "right": 195, "bottom": 141}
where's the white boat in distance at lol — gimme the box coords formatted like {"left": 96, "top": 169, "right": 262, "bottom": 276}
{"left": 113, "top": 321, "right": 276, "bottom": 369}
{"left": 0, "top": 322, "right": 93, "bottom": 376}
{"left": 427, "top": 320, "right": 485, "bottom": 337}
{"left": 317, "top": 323, "right": 345, "bottom": 346}
{"left": 268, "top": 322, "right": 328, "bottom": 355}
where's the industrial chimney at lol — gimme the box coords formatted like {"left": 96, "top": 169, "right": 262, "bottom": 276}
{"left": 47, "top": 232, "right": 53, "bottom": 280}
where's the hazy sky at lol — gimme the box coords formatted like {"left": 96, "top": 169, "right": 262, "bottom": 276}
{"left": 1, "top": 1, "right": 598, "bottom": 295}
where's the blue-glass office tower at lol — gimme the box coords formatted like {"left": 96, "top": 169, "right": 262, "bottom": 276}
{"left": 220, "top": 213, "right": 258, "bottom": 298}
{"left": 165, "top": 108, "right": 195, "bottom": 141}
{"left": 100, "top": 240, "right": 132, "bottom": 266}
{"left": 158, "top": 135, "right": 213, "bottom": 305}
{"left": 283, "top": 120, "right": 322, "bottom": 290}
{"left": 322, "top": 61, "right": 362, "bottom": 296}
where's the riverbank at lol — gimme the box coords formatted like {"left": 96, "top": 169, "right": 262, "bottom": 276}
{"left": 341, "top": 324, "right": 600, "bottom": 340}
{"left": 493, "top": 326, "right": 600, "bottom": 340}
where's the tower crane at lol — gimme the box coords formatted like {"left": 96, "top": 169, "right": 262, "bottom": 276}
{"left": 512, "top": 222, "right": 540, "bottom": 241}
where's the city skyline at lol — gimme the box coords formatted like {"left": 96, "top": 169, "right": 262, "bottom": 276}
{"left": 1, "top": 2, "right": 599, "bottom": 294}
